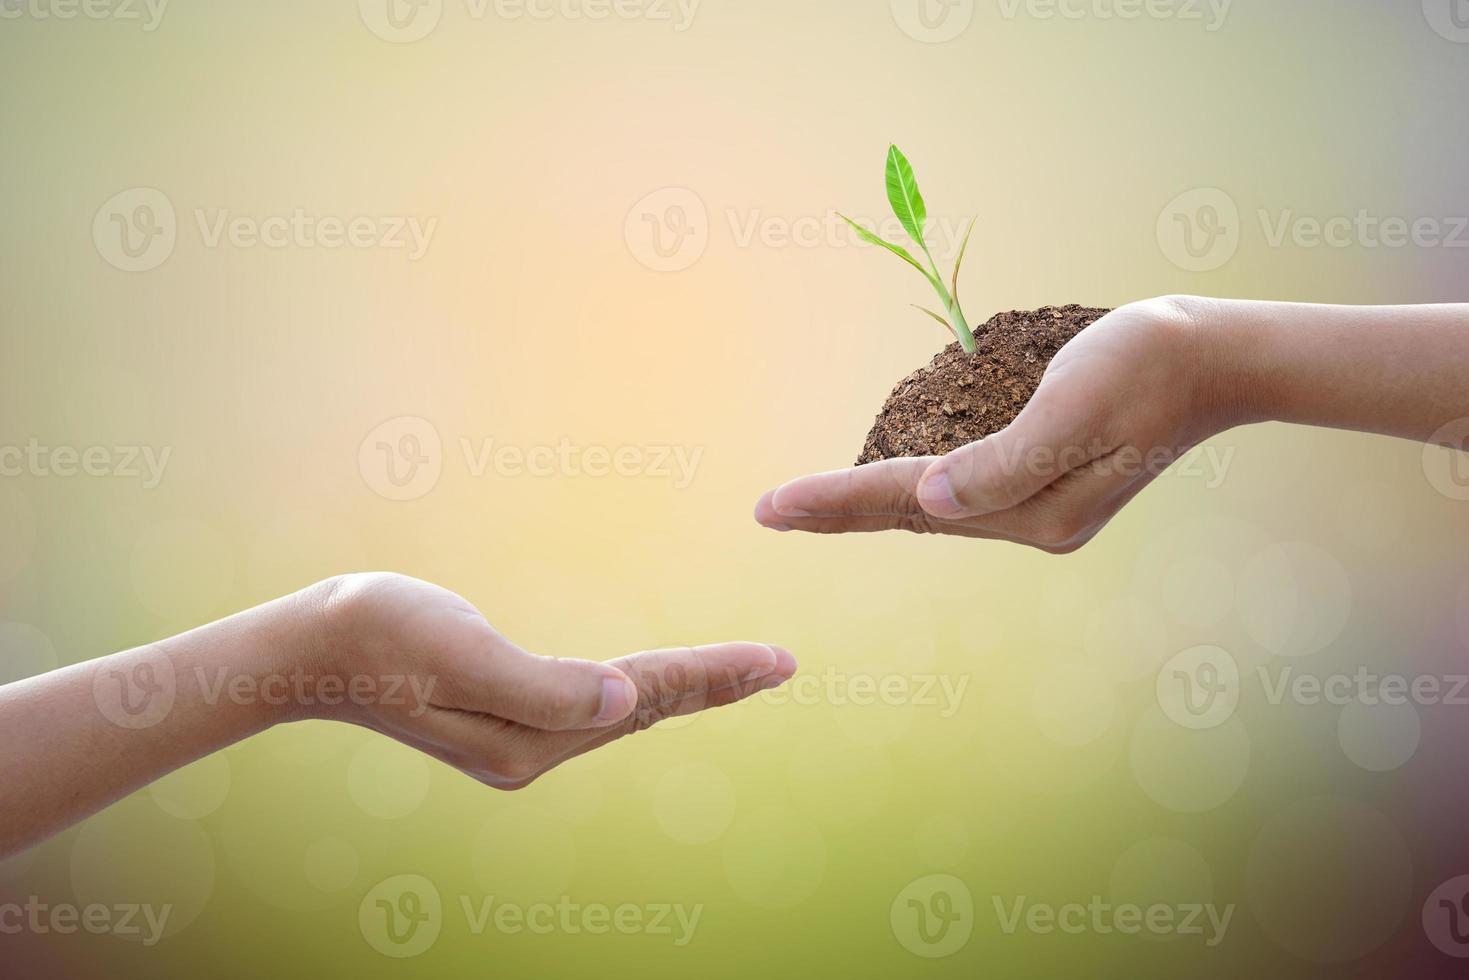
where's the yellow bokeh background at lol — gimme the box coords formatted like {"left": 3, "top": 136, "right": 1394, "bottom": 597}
{"left": 3, "top": 1, "right": 1468, "bottom": 975}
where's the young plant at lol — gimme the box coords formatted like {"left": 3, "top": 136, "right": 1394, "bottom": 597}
{"left": 839, "top": 145, "right": 979, "bottom": 353}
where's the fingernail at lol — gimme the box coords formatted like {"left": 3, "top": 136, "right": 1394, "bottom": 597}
{"left": 743, "top": 663, "right": 775, "bottom": 683}
{"left": 771, "top": 491, "right": 811, "bottom": 519}
{"left": 595, "top": 675, "right": 637, "bottom": 725}
{"left": 768, "top": 644, "right": 799, "bottom": 675}
{"left": 916, "top": 469, "right": 964, "bottom": 519}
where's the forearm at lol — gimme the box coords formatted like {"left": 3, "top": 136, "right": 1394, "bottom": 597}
{"left": 0, "top": 587, "right": 325, "bottom": 858}
{"left": 1201, "top": 298, "right": 1469, "bottom": 442}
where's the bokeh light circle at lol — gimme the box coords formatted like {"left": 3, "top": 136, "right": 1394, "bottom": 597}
{"left": 722, "top": 806, "right": 826, "bottom": 909}
{"left": 303, "top": 836, "right": 361, "bottom": 894}
{"left": 1130, "top": 707, "right": 1249, "bottom": 813}
{"left": 1030, "top": 661, "right": 1118, "bottom": 747}
{"left": 149, "top": 754, "right": 232, "bottom": 820}
{"left": 914, "top": 813, "right": 971, "bottom": 868}
{"left": 1246, "top": 796, "right": 1411, "bottom": 963}
{"left": 129, "top": 518, "right": 235, "bottom": 622}
{"left": 0, "top": 482, "right": 35, "bottom": 586}
{"left": 71, "top": 806, "right": 216, "bottom": 942}
{"left": 1108, "top": 838, "right": 1216, "bottom": 944}
{"left": 1237, "top": 542, "right": 1352, "bottom": 658}
{"left": 472, "top": 804, "right": 576, "bottom": 903}
{"left": 653, "top": 762, "right": 737, "bottom": 844}
{"left": 0, "top": 622, "right": 57, "bottom": 685}
{"left": 1337, "top": 700, "right": 1421, "bottom": 772}
{"left": 347, "top": 738, "right": 432, "bottom": 819}
{"left": 1083, "top": 599, "right": 1169, "bottom": 681}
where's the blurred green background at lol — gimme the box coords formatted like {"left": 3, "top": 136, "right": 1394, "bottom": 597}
{"left": 3, "top": 0, "right": 1469, "bottom": 975}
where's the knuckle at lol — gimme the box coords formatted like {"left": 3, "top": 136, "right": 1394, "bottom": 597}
{"left": 902, "top": 512, "right": 944, "bottom": 536}
{"left": 497, "top": 777, "right": 538, "bottom": 792}
{"left": 488, "top": 753, "right": 543, "bottom": 784}
{"left": 519, "top": 667, "right": 581, "bottom": 730}
{"left": 631, "top": 698, "right": 677, "bottom": 734}
{"left": 1023, "top": 506, "right": 1083, "bottom": 549}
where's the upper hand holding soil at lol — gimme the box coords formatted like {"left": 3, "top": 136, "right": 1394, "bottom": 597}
{"left": 757, "top": 297, "right": 1227, "bottom": 553}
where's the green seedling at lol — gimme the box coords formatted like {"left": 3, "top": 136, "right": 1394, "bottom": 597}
{"left": 839, "top": 145, "right": 978, "bottom": 353}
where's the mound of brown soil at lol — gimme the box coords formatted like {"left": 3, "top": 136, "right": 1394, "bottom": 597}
{"left": 857, "top": 305, "right": 1112, "bottom": 465}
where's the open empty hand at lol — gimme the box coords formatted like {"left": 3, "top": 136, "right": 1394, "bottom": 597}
{"left": 0, "top": 571, "right": 796, "bottom": 857}
{"left": 317, "top": 573, "right": 797, "bottom": 789}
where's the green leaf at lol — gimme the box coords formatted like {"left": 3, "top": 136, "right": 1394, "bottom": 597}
{"left": 838, "top": 213, "right": 933, "bottom": 282}
{"left": 911, "top": 304, "right": 958, "bottom": 342}
{"left": 885, "top": 145, "right": 927, "bottom": 248}
{"left": 951, "top": 216, "right": 977, "bottom": 308}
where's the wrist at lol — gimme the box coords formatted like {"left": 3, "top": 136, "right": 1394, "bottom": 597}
{"left": 1174, "top": 295, "right": 1276, "bottom": 433}
{"left": 278, "top": 576, "right": 360, "bottom": 723}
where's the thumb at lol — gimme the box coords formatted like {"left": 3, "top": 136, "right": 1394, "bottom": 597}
{"left": 488, "top": 651, "right": 640, "bottom": 732}
{"left": 916, "top": 378, "right": 1099, "bottom": 520}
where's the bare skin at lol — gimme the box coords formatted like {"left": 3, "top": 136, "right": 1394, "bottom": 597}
{"left": 0, "top": 572, "right": 797, "bottom": 860}
{"left": 757, "top": 295, "right": 1469, "bottom": 551}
